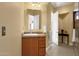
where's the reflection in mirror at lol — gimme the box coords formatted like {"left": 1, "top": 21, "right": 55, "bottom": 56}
{"left": 28, "top": 14, "right": 39, "bottom": 31}
{"left": 26, "top": 9, "right": 41, "bottom": 32}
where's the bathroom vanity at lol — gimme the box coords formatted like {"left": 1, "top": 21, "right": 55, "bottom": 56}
{"left": 22, "top": 33, "right": 46, "bottom": 56}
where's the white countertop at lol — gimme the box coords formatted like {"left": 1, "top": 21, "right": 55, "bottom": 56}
{"left": 22, "top": 33, "right": 46, "bottom": 37}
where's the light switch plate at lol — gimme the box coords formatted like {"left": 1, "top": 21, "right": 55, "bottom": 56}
{"left": 2, "top": 26, "right": 6, "bottom": 36}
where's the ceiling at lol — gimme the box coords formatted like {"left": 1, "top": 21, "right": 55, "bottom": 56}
{"left": 51, "top": 2, "right": 73, "bottom": 8}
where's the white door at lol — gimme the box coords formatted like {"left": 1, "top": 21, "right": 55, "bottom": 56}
{"left": 51, "top": 12, "right": 58, "bottom": 45}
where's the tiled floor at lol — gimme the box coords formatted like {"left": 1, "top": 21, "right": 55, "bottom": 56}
{"left": 46, "top": 43, "right": 79, "bottom": 56}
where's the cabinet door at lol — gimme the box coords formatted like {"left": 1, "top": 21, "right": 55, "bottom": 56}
{"left": 22, "top": 37, "right": 38, "bottom": 56}
{"left": 30, "top": 38, "right": 38, "bottom": 56}
{"left": 22, "top": 38, "right": 31, "bottom": 56}
{"left": 38, "top": 47, "right": 46, "bottom": 56}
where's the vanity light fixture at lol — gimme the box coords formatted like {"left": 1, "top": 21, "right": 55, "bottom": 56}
{"left": 32, "top": 2, "right": 40, "bottom": 7}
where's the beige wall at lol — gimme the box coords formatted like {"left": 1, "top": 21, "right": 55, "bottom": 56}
{"left": 0, "top": 3, "right": 24, "bottom": 56}
{"left": 0, "top": 2, "right": 48, "bottom": 55}
{"left": 58, "top": 3, "right": 74, "bottom": 45}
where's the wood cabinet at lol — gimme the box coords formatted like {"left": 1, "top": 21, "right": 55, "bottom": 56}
{"left": 22, "top": 35, "right": 46, "bottom": 56}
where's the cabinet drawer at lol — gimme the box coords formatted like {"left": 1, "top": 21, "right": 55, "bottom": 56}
{"left": 38, "top": 48, "right": 46, "bottom": 56}
{"left": 38, "top": 38, "right": 45, "bottom": 44}
{"left": 38, "top": 43, "right": 45, "bottom": 48}
{"left": 39, "top": 37, "right": 45, "bottom": 41}
{"left": 38, "top": 40, "right": 45, "bottom": 47}
{"left": 39, "top": 41, "right": 45, "bottom": 44}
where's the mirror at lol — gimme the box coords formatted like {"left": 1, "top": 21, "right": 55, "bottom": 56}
{"left": 24, "top": 9, "right": 41, "bottom": 32}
